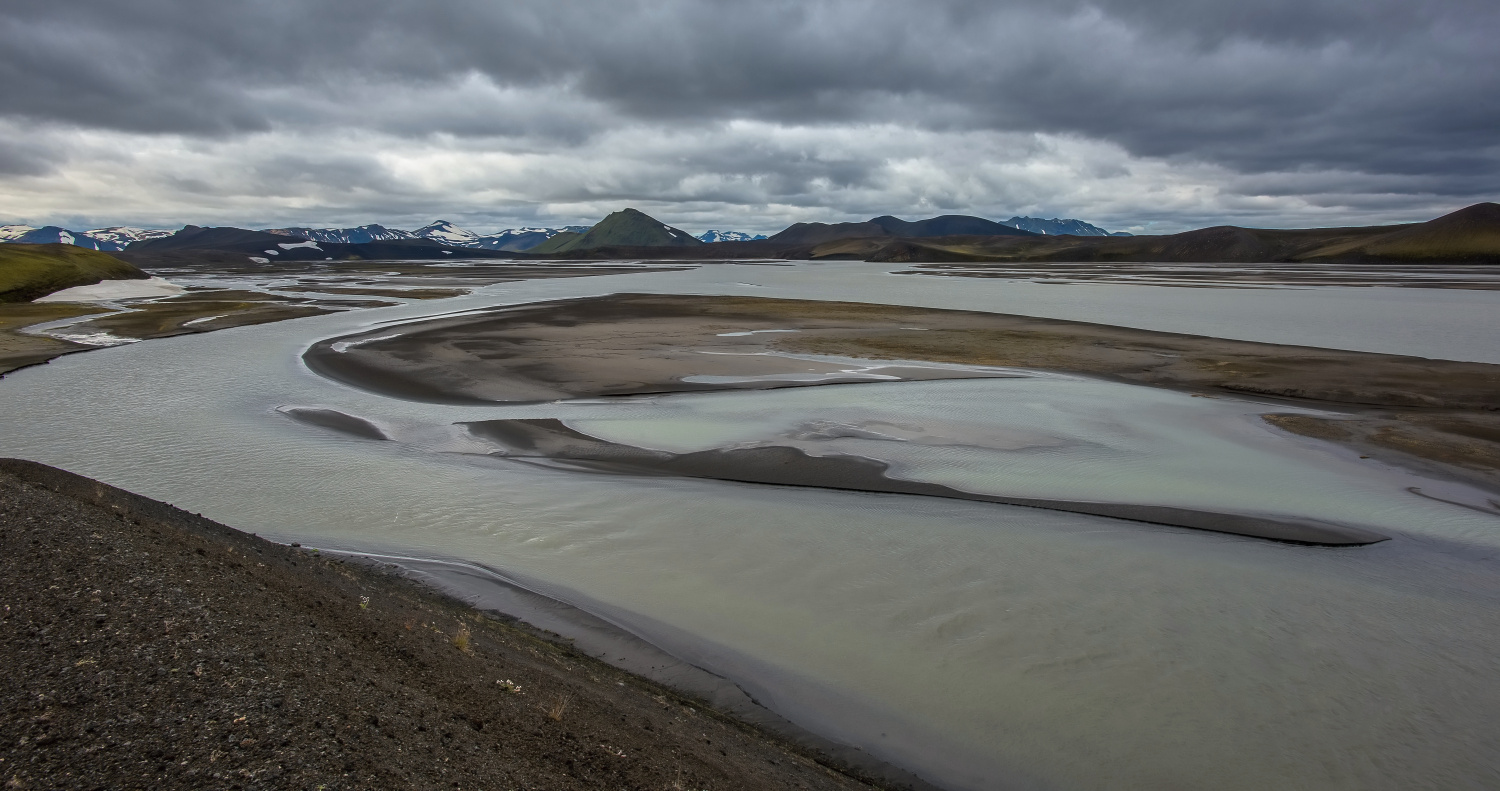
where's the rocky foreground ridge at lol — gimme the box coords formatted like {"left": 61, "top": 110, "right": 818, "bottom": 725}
{"left": 0, "top": 459, "right": 906, "bottom": 791}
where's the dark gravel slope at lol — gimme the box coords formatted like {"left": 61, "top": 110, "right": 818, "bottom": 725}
{"left": 0, "top": 459, "right": 894, "bottom": 791}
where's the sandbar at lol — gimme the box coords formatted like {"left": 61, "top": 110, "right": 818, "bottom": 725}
{"left": 302, "top": 293, "right": 1500, "bottom": 489}
{"left": 464, "top": 418, "right": 1388, "bottom": 546}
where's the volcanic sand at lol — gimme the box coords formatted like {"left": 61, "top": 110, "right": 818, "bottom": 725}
{"left": 304, "top": 292, "right": 1500, "bottom": 493}
{"left": 0, "top": 459, "right": 902, "bottom": 791}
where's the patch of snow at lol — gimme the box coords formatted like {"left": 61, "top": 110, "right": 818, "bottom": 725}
{"left": 1001, "top": 216, "right": 1116, "bottom": 237}
{"left": 182, "top": 314, "right": 228, "bottom": 326}
{"left": 278, "top": 240, "right": 322, "bottom": 251}
{"left": 180, "top": 313, "right": 226, "bottom": 327}
{"left": 331, "top": 333, "right": 401, "bottom": 353}
{"left": 82, "top": 227, "right": 174, "bottom": 249}
{"left": 0, "top": 225, "right": 38, "bottom": 241}
{"left": 699, "top": 230, "right": 768, "bottom": 243}
{"left": 48, "top": 331, "right": 141, "bottom": 347}
{"left": 58, "top": 231, "right": 75, "bottom": 245}
{"left": 414, "top": 220, "right": 481, "bottom": 246}
{"left": 34, "top": 276, "right": 186, "bottom": 302}
{"left": 264, "top": 249, "right": 280, "bottom": 255}
{"left": 264, "top": 225, "right": 417, "bottom": 244}
{"left": 249, "top": 256, "right": 271, "bottom": 264}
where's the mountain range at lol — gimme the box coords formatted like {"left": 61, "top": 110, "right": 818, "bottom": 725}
{"left": 0, "top": 225, "right": 174, "bottom": 251}
{"left": 15, "top": 205, "right": 1488, "bottom": 265}
{"left": 114, "top": 226, "right": 515, "bottom": 267}
{"left": 264, "top": 222, "right": 593, "bottom": 252}
{"left": 767, "top": 215, "right": 1038, "bottom": 245}
{"left": 2, "top": 214, "right": 1123, "bottom": 254}
{"left": 514, "top": 203, "right": 1500, "bottom": 265}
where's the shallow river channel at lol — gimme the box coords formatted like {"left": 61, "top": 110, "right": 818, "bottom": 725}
{"left": 4, "top": 262, "right": 1500, "bottom": 790}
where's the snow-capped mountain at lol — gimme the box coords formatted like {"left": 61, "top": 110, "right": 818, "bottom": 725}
{"left": 5, "top": 217, "right": 646, "bottom": 254}
{"left": 1, "top": 225, "right": 65, "bottom": 244}
{"left": 263, "top": 221, "right": 593, "bottom": 252}
{"left": 266, "top": 224, "right": 416, "bottom": 245}
{"left": 469, "top": 226, "right": 591, "bottom": 251}
{"left": 412, "top": 221, "right": 594, "bottom": 251}
{"left": 82, "top": 227, "right": 176, "bottom": 249}
{"left": 1000, "top": 217, "right": 1129, "bottom": 237}
{"left": 0, "top": 224, "right": 174, "bottom": 251}
{"left": 698, "top": 230, "right": 768, "bottom": 243}
{"left": 413, "top": 220, "right": 481, "bottom": 247}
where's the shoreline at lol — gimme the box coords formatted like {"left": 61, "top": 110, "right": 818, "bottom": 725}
{"left": 0, "top": 459, "right": 927, "bottom": 791}
{"left": 312, "top": 544, "right": 950, "bottom": 790}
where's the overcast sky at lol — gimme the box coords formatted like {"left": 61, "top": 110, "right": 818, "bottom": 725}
{"left": 1, "top": 0, "right": 1496, "bottom": 234}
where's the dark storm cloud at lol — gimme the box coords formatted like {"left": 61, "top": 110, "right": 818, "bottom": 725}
{"left": 0, "top": 0, "right": 1495, "bottom": 229}
{"left": 0, "top": 134, "right": 61, "bottom": 177}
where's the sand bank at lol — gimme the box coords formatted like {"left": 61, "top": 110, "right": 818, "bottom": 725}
{"left": 303, "top": 293, "right": 1500, "bottom": 489}
{"left": 463, "top": 418, "right": 1387, "bottom": 546}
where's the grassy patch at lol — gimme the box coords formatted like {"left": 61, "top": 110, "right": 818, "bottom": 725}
{"left": 0, "top": 244, "right": 146, "bottom": 302}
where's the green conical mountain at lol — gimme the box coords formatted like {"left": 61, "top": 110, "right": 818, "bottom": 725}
{"left": 531, "top": 209, "right": 704, "bottom": 253}
{"left": 1, "top": 244, "right": 147, "bottom": 302}
{"left": 528, "top": 231, "right": 584, "bottom": 254}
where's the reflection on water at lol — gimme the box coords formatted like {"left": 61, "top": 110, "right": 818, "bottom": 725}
{"left": 2, "top": 262, "right": 1499, "bottom": 790}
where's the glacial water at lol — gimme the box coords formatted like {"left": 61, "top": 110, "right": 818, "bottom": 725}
{"left": 3, "top": 262, "right": 1499, "bottom": 790}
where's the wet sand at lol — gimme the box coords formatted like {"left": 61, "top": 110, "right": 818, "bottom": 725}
{"left": 1, "top": 291, "right": 375, "bottom": 377}
{"left": 303, "top": 293, "right": 1500, "bottom": 489}
{"left": 0, "top": 303, "right": 112, "bottom": 375}
{"left": 463, "top": 418, "right": 1388, "bottom": 545}
{"left": 303, "top": 295, "right": 1025, "bottom": 404}
{"left": 275, "top": 285, "right": 471, "bottom": 299}
{"left": 6, "top": 263, "right": 698, "bottom": 379}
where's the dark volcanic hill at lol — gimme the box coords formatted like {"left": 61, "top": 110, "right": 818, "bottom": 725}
{"left": 767, "top": 214, "right": 1035, "bottom": 245}
{"left": 531, "top": 209, "right": 702, "bottom": 254}
{"left": 1297, "top": 202, "right": 1500, "bottom": 263}
{"left": 517, "top": 203, "right": 1500, "bottom": 265}
{"left": 869, "top": 215, "right": 1035, "bottom": 238}
{"left": 130, "top": 226, "right": 293, "bottom": 251}
{"left": 823, "top": 203, "right": 1500, "bottom": 265}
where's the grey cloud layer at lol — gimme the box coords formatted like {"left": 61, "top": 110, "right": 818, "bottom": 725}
{"left": 0, "top": 0, "right": 1496, "bottom": 231}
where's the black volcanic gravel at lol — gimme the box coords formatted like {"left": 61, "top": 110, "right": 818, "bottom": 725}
{"left": 0, "top": 460, "right": 894, "bottom": 791}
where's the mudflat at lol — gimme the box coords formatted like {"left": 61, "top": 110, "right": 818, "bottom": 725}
{"left": 0, "top": 303, "right": 112, "bottom": 375}
{"left": 0, "top": 459, "right": 896, "bottom": 791}
{"left": 463, "top": 418, "right": 1389, "bottom": 546}
{"left": 303, "top": 293, "right": 1500, "bottom": 489}
{"left": 302, "top": 294, "right": 1026, "bottom": 404}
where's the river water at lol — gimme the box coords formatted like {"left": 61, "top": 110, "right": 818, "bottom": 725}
{"left": 3, "top": 262, "right": 1500, "bottom": 790}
